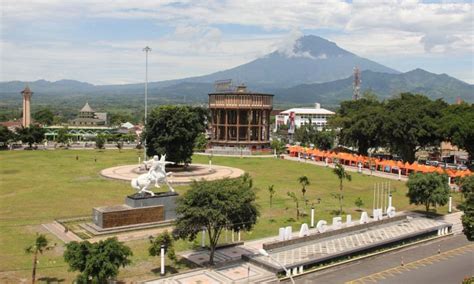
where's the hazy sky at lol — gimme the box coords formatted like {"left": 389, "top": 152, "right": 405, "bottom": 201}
{"left": 1, "top": 0, "right": 473, "bottom": 85}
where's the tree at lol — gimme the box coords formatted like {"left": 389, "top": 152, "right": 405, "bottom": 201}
{"left": 329, "top": 98, "right": 385, "bottom": 155}
{"left": 194, "top": 132, "right": 208, "bottom": 152}
{"left": 271, "top": 139, "right": 286, "bottom": 155}
{"left": 298, "top": 176, "right": 310, "bottom": 202}
{"left": 459, "top": 176, "right": 474, "bottom": 241}
{"left": 149, "top": 230, "right": 177, "bottom": 264}
{"left": 64, "top": 237, "right": 132, "bottom": 283}
{"left": 144, "top": 106, "right": 208, "bottom": 165}
{"left": 332, "top": 163, "right": 352, "bottom": 214}
{"left": 383, "top": 93, "right": 447, "bottom": 163}
{"left": 287, "top": 191, "right": 300, "bottom": 220}
{"left": 406, "top": 173, "right": 450, "bottom": 212}
{"left": 56, "top": 127, "right": 69, "bottom": 146}
{"left": 173, "top": 174, "right": 259, "bottom": 265}
{"left": 0, "top": 126, "right": 13, "bottom": 147}
{"left": 439, "top": 103, "right": 474, "bottom": 168}
{"left": 294, "top": 120, "right": 335, "bottom": 150}
{"left": 355, "top": 197, "right": 364, "bottom": 210}
{"left": 15, "top": 125, "right": 45, "bottom": 148}
{"left": 33, "top": 108, "right": 54, "bottom": 125}
{"left": 95, "top": 134, "right": 105, "bottom": 149}
{"left": 25, "top": 234, "right": 52, "bottom": 284}
{"left": 116, "top": 140, "right": 123, "bottom": 152}
{"left": 268, "top": 185, "right": 275, "bottom": 208}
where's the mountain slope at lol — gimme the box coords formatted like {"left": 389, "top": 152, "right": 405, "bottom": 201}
{"left": 275, "top": 69, "right": 473, "bottom": 105}
{"left": 184, "top": 35, "right": 399, "bottom": 88}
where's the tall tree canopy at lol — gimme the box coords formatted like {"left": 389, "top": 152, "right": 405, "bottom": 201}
{"left": 459, "top": 176, "right": 474, "bottom": 241}
{"left": 406, "top": 173, "right": 450, "bottom": 212}
{"left": 439, "top": 102, "right": 474, "bottom": 167}
{"left": 15, "top": 125, "right": 45, "bottom": 147}
{"left": 383, "top": 93, "right": 447, "bottom": 162}
{"left": 294, "top": 121, "right": 335, "bottom": 150}
{"left": 144, "top": 105, "right": 208, "bottom": 165}
{"left": 33, "top": 108, "right": 54, "bottom": 125}
{"left": 173, "top": 174, "right": 259, "bottom": 265}
{"left": 64, "top": 237, "right": 132, "bottom": 283}
{"left": 330, "top": 98, "right": 385, "bottom": 155}
{"left": 0, "top": 126, "right": 13, "bottom": 146}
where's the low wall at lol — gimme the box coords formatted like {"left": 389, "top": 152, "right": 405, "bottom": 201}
{"left": 263, "top": 215, "right": 407, "bottom": 250}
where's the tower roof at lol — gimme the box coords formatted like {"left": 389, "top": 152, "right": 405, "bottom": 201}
{"left": 21, "top": 85, "right": 33, "bottom": 94}
{"left": 80, "top": 101, "right": 94, "bottom": 112}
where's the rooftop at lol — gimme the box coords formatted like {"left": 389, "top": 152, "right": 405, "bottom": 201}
{"left": 280, "top": 107, "right": 334, "bottom": 115}
{"left": 80, "top": 101, "right": 94, "bottom": 112}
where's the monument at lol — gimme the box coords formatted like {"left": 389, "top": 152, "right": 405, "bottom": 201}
{"left": 92, "top": 155, "right": 178, "bottom": 230}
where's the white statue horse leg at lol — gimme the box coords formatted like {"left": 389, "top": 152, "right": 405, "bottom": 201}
{"left": 164, "top": 178, "right": 175, "bottom": 192}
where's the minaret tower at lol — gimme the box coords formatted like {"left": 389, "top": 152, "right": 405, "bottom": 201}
{"left": 21, "top": 85, "right": 33, "bottom": 127}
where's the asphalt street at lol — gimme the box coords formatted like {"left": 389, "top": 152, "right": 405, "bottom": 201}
{"left": 282, "top": 235, "right": 473, "bottom": 284}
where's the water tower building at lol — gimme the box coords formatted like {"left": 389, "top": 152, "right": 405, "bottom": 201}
{"left": 208, "top": 81, "right": 273, "bottom": 151}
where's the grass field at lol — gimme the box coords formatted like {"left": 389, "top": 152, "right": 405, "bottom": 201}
{"left": 0, "top": 149, "right": 460, "bottom": 282}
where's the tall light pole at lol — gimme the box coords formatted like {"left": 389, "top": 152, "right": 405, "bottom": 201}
{"left": 258, "top": 249, "right": 295, "bottom": 284}
{"left": 143, "top": 46, "right": 151, "bottom": 163}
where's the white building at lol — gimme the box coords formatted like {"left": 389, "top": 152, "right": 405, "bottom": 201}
{"left": 276, "top": 103, "right": 335, "bottom": 131}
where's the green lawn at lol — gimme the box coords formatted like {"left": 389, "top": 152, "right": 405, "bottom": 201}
{"left": 0, "top": 150, "right": 461, "bottom": 282}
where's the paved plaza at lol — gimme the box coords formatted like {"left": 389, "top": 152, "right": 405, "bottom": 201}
{"left": 146, "top": 262, "right": 276, "bottom": 284}
{"left": 250, "top": 216, "right": 450, "bottom": 271}
{"left": 100, "top": 163, "right": 244, "bottom": 184}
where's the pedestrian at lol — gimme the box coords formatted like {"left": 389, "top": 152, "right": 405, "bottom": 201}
{"left": 76, "top": 155, "right": 79, "bottom": 161}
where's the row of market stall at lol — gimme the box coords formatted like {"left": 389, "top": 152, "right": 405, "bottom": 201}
{"left": 287, "top": 145, "right": 471, "bottom": 184}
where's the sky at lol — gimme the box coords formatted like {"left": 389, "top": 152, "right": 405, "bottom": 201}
{"left": 1, "top": 0, "right": 473, "bottom": 85}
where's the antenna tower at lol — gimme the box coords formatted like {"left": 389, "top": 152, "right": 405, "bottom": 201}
{"left": 353, "top": 66, "right": 361, "bottom": 100}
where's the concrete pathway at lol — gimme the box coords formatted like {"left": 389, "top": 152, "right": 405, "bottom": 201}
{"left": 42, "top": 221, "right": 82, "bottom": 243}
{"left": 100, "top": 163, "right": 244, "bottom": 184}
{"left": 145, "top": 262, "right": 277, "bottom": 284}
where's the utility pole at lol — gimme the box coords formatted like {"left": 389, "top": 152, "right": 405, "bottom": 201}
{"left": 143, "top": 46, "right": 151, "bottom": 162}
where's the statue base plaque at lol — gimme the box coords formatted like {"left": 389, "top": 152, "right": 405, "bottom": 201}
{"left": 93, "top": 192, "right": 178, "bottom": 229}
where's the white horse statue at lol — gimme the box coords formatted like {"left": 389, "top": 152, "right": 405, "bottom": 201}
{"left": 131, "top": 154, "right": 175, "bottom": 196}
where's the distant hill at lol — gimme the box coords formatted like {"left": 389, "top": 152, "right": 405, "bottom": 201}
{"left": 1, "top": 35, "right": 472, "bottom": 107}
{"left": 275, "top": 69, "right": 473, "bottom": 105}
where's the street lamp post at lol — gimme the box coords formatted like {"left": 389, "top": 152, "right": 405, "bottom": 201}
{"left": 258, "top": 249, "right": 295, "bottom": 284}
{"left": 143, "top": 46, "right": 151, "bottom": 163}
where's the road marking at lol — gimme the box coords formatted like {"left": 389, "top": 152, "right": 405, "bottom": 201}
{"left": 345, "top": 243, "right": 474, "bottom": 284}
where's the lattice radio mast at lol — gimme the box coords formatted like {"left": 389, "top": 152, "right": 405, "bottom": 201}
{"left": 353, "top": 66, "right": 361, "bottom": 100}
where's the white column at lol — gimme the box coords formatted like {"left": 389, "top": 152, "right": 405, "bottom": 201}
{"left": 292, "top": 267, "right": 298, "bottom": 275}
{"left": 299, "top": 266, "right": 303, "bottom": 274}
{"left": 388, "top": 194, "right": 392, "bottom": 209}
{"left": 448, "top": 196, "right": 452, "bottom": 213}
{"left": 398, "top": 169, "right": 401, "bottom": 180}
{"left": 160, "top": 245, "right": 165, "bottom": 275}
{"left": 310, "top": 207, "right": 315, "bottom": 228}
{"left": 448, "top": 177, "right": 452, "bottom": 185}
{"left": 232, "top": 230, "right": 235, "bottom": 242}
{"left": 209, "top": 159, "right": 212, "bottom": 172}
{"left": 201, "top": 228, "right": 206, "bottom": 248}
{"left": 238, "top": 230, "right": 241, "bottom": 242}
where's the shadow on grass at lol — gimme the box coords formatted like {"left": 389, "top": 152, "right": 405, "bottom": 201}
{"left": 150, "top": 257, "right": 201, "bottom": 276}
{"left": 37, "top": 277, "right": 65, "bottom": 283}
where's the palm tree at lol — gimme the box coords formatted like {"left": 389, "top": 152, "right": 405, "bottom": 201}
{"left": 25, "top": 234, "right": 52, "bottom": 284}
{"left": 332, "top": 163, "right": 352, "bottom": 214}
{"left": 298, "top": 176, "right": 310, "bottom": 202}
{"left": 287, "top": 192, "right": 300, "bottom": 220}
{"left": 268, "top": 185, "right": 275, "bottom": 208}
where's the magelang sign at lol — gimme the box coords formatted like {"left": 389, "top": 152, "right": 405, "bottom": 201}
{"left": 278, "top": 207, "right": 396, "bottom": 241}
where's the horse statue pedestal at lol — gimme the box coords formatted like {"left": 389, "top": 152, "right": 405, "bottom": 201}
{"left": 92, "top": 192, "right": 178, "bottom": 230}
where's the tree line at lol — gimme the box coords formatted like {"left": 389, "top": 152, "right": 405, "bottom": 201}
{"left": 329, "top": 92, "right": 473, "bottom": 164}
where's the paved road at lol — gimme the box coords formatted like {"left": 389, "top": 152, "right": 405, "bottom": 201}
{"left": 283, "top": 235, "right": 472, "bottom": 284}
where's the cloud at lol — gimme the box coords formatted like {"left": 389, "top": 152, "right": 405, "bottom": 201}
{"left": 1, "top": 0, "right": 473, "bottom": 83}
